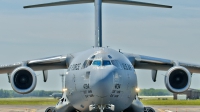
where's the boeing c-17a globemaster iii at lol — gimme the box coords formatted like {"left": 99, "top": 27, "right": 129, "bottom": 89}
{"left": 2, "top": 0, "right": 200, "bottom": 112}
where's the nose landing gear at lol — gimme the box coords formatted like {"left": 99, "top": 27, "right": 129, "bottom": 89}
{"left": 45, "top": 107, "right": 55, "bottom": 112}
{"left": 144, "top": 107, "right": 155, "bottom": 112}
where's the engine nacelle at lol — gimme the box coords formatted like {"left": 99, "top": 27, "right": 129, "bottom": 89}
{"left": 165, "top": 66, "right": 191, "bottom": 93}
{"left": 10, "top": 66, "right": 37, "bottom": 94}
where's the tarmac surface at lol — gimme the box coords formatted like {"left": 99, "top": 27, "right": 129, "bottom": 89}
{"left": 151, "top": 105, "right": 200, "bottom": 112}
{"left": 0, "top": 105, "right": 200, "bottom": 112}
{"left": 0, "top": 105, "right": 49, "bottom": 112}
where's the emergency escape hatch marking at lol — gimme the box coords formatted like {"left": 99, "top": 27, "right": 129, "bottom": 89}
{"left": 110, "top": 73, "right": 122, "bottom": 98}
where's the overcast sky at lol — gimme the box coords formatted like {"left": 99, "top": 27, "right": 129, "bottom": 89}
{"left": 0, "top": 0, "right": 200, "bottom": 91}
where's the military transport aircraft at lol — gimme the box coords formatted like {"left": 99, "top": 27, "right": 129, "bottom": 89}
{"left": 50, "top": 93, "right": 63, "bottom": 99}
{"left": 1, "top": 0, "right": 199, "bottom": 112}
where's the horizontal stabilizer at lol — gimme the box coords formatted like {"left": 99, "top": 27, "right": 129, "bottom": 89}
{"left": 103, "top": 0, "right": 172, "bottom": 8}
{"left": 24, "top": 0, "right": 93, "bottom": 8}
{"left": 24, "top": 0, "right": 172, "bottom": 9}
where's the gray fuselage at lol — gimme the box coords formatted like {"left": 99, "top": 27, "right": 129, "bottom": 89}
{"left": 65, "top": 47, "right": 138, "bottom": 112}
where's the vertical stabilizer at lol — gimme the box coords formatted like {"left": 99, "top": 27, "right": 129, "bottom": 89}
{"left": 95, "top": 0, "right": 102, "bottom": 47}
{"left": 24, "top": 0, "right": 172, "bottom": 47}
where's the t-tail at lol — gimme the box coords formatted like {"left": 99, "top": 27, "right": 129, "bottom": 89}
{"left": 24, "top": 0, "right": 172, "bottom": 47}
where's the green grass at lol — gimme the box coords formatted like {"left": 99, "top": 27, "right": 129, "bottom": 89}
{"left": 0, "top": 97, "right": 58, "bottom": 105}
{"left": 0, "top": 97, "right": 200, "bottom": 106}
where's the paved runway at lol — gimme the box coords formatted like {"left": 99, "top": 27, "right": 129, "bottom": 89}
{"left": 150, "top": 106, "right": 200, "bottom": 112}
{"left": 0, "top": 105, "right": 49, "bottom": 112}
{"left": 0, "top": 105, "right": 200, "bottom": 112}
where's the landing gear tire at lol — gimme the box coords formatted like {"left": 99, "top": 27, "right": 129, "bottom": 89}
{"left": 45, "top": 107, "right": 56, "bottom": 112}
{"left": 144, "top": 107, "right": 155, "bottom": 112}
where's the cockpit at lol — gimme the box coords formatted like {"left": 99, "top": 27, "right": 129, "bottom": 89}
{"left": 82, "top": 54, "right": 122, "bottom": 69}
{"left": 68, "top": 49, "right": 133, "bottom": 71}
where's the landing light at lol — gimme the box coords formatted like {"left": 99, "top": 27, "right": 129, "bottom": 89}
{"left": 135, "top": 87, "right": 140, "bottom": 92}
{"left": 62, "top": 88, "right": 68, "bottom": 92}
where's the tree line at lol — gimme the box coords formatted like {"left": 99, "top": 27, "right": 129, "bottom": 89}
{"left": 0, "top": 89, "right": 60, "bottom": 98}
{"left": 0, "top": 88, "right": 173, "bottom": 98}
{"left": 138, "top": 88, "right": 172, "bottom": 96}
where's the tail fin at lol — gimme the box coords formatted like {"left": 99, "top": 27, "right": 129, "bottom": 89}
{"left": 24, "top": 0, "right": 172, "bottom": 47}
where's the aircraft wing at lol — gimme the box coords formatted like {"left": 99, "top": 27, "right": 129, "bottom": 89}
{"left": 124, "top": 53, "right": 200, "bottom": 73}
{"left": 0, "top": 54, "right": 73, "bottom": 74}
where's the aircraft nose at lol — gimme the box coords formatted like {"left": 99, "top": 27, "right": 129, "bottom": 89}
{"left": 90, "top": 67, "right": 116, "bottom": 97}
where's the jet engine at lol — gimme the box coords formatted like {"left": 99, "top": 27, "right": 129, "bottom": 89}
{"left": 165, "top": 66, "right": 191, "bottom": 93}
{"left": 10, "top": 66, "right": 37, "bottom": 94}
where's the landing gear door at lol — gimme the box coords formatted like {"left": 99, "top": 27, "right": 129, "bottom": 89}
{"left": 110, "top": 72, "right": 122, "bottom": 100}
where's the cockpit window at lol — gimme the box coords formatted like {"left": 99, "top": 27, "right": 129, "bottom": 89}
{"left": 91, "top": 55, "right": 95, "bottom": 59}
{"left": 108, "top": 55, "right": 112, "bottom": 59}
{"left": 111, "top": 60, "right": 122, "bottom": 69}
{"left": 102, "top": 60, "right": 111, "bottom": 66}
{"left": 82, "top": 60, "right": 93, "bottom": 69}
{"left": 88, "top": 60, "right": 93, "bottom": 65}
{"left": 92, "top": 60, "right": 101, "bottom": 66}
{"left": 83, "top": 59, "right": 114, "bottom": 68}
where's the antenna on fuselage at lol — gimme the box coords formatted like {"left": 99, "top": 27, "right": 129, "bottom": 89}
{"left": 24, "top": 0, "right": 172, "bottom": 47}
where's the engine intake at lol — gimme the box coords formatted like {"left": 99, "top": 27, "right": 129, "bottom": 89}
{"left": 165, "top": 66, "right": 191, "bottom": 93}
{"left": 10, "top": 66, "right": 37, "bottom": 94}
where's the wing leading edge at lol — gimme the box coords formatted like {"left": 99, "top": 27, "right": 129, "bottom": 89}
{"left": 0, "top": 54, "right": 73, "bottom": 74}
{"left": 124, "top": 53, "right": 200, "bottom": 74}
